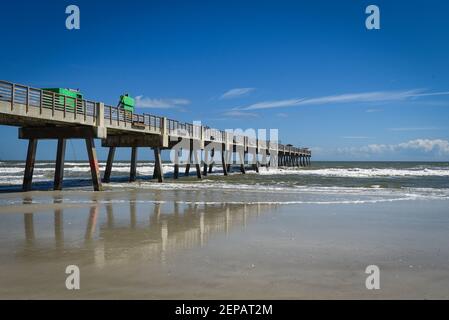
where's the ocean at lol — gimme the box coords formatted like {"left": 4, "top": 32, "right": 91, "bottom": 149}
{"left": 1, "top": 160, "right": 448, "bottom": 205}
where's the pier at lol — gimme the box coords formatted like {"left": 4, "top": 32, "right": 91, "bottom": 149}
{"left": 0, "top": 80, "right": 311, "bottom": 191}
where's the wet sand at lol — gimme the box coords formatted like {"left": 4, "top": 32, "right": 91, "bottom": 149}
{"left": 0, "top": 190, "right": 448, "bottom": 299}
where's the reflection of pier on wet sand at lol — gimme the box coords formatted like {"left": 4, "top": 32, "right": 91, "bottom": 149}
{"left": 19, "top": 197, "right": 276, "bottom": 265}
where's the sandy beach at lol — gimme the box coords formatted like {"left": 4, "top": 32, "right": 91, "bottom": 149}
{"left": 0, "top": 184, "right": 448, "bottom": 299}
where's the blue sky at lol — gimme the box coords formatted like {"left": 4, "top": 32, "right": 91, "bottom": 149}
{"left": 1, "top": 0, "right": 448, "bottom": 161}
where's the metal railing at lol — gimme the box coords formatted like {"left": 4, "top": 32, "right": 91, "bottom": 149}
{"left": 0, "top": 80, "right": 96, "bottom": 123}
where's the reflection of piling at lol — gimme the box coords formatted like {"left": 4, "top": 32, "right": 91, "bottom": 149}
{"left": 85, "top": 205, "right": 98, "bottom": 240}
{"left": 24, "top": 213, "right": 35, "bottom": 243}
{"left": 15, "top": 197, "right": 275, "bottom": 267}
{"left": 160, "top": 221, "right": 168, "bottom": 264}
{"left": 154, "top": 203, "right": 161, "bottom": 222}
{"left": 130, "top": 201, "right": 136, "bottom": 228}
{"left": 54, "top": 210, "right": 64, "bottom": 248}
{"left": 199, "top": 212, "right": 205, "bottom": 247}
{"left": 106, "top": 203, "right": 114, "bottom": 228}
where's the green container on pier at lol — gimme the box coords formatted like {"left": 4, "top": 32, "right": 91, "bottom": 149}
{"left": 42, "top": 88, "right": 83, "bottom": 110}
{"left": 119, "top": 94, "right": 135, "bottom": 112}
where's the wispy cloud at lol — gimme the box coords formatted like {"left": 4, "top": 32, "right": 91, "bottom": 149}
{"left": 366, "top": 108, "right": 383, "bottom": 113}
{"left": 220, "top": 88, "right": 255, "bottom": 99}
{"left": 276, "top": 112, "right": 289, "bottom": 118}
{"left": 388, "top": 127, "right": 442, "bottom": 132}
{"left": 236, "top": 89, "right": 449, "bottom": 111}
{"left": 222, "top": 110, "right": 259, "bottom": 118}
{"left": 135, "top": 96, "right": 190, "bottom": 109}
{"left": 341, "top": 136, "right": 372, "bottom": 139}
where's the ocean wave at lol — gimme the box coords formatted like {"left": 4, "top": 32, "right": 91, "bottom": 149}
{"left": 258, "top": 167, "right": 449, "bottom": 177}
{"left": 106, "top": 181, "right": 449, "bottom": 199}
{"left": 3, "top": 163, "right": 447, "bottom": 177}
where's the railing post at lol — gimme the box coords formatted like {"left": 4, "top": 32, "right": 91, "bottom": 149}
{"left": 11, "top": 83, "right": 15, "bottom": 111}
{"left": 161, "top": 117, "right": 167, "bottom": 136}
{"left": 26, "top": 87, "right": 29, "bottom": 113}
{"left": 52, "top": 92, "right": 56, "bottom": 117}
{"left": 63, "top": 95, "right": 66, "bottom": 118}
{"left": 39, "top": 90, "right": 43, "bottom": 114}
{"left": 96, "top": 102, "right": 104, "bottom": 127}
{"left": 74, "top": 98, "right": 77, "bottom": 120}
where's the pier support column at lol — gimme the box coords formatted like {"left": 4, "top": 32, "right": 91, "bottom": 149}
{"left": 262, "top": 151, "right": 269, "bottom": 171}
{"left": 239, "top": 151, "right": 246, "bottom": 174}
{"left": 23, "top": 139, "right": 38, "bottom": 192}
{"left": 253, "top": 160, "right": 260, "bottom": 173}
{"left": 85, "top": 138, "right": 103, "bottom": 191}
{"left": 226, "top": 148, "right": 232, "bottom": 173}
{"left": 208, "top": 148, "right": 215, "bottom": 173}
{"left": 193, "top": 145, "right": 202, "bottom": 179}
{"left": 221, "top": 144, "right": 228, "bottom": 176}
{"left": 174, "top": 163, "right": 179, "bottom": 179}
{"left": 185, "top": 141, "right": 192, "bottom": 176}
{"left": 203, "top": 149, "right": 208, "bottom": 176}
{"left": 153, "top": 147, "right": 164, "bottom": 182}
{"left": 53, "top": 138, "right": 66, "bottom": 191}
{"left": 130, "top": 147, "right": 138, "bottom": 182}
{"left": 173, "top": 149, "right": 180, "bottom": 179}
{"left": 103, "top": 147, "right": 116, "bottom": 183}
{"left": 251, "top": 150, "right": 260, "bottom": 173}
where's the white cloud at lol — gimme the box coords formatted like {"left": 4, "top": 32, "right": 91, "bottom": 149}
{"left": 338, "top": 139, "right": 449, "bottom": 156}
{"left": 135, "top": 96, "right": 190, "bottom": 109}
{"left": 220, "top": 88, "right": 255, "bottom": 99}
{"left": 237, "top": 89, "right": 449, "bottom": 111}
{"left": 222, "top": 110, "right": 259, "bottom": 118}
{"left": 397, "top": 139, "right": 449, "bottom": 153}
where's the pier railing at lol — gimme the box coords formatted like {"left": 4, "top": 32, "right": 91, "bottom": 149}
{"left": 0, "top": 80, "right": 97, "bottom": 124}
{"left": 0, "top": 80, "right": 311, "bottom": 155}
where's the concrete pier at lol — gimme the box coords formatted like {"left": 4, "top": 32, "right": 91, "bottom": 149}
{"left": 0, "top": 80, "right": 312, "bottom": 191}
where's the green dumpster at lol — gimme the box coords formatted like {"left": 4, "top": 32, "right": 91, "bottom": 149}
{"left": 119, "top": 94, "right": 135, "bottom": 112}
{"left": 42, "top": 88, "right": 83, "bottom": 110}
